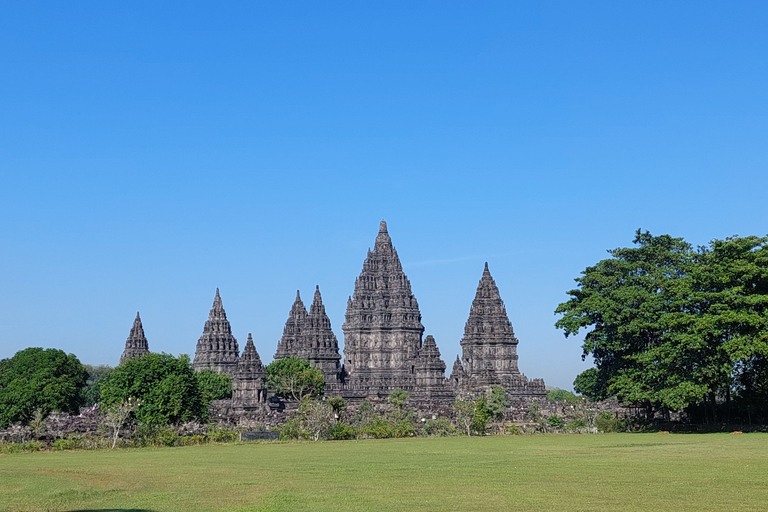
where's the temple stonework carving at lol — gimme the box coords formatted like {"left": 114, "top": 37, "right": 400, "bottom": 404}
{"left": 450, "top": 263, "right": 545, "bottom": 397}
{"left": 341, "top": 220, "right": 429, "bottom": 394}
{"left": 232, "top": 333, "right": 268, "bottom": 412}
{"left": 119, "top": 312, "right": 150, "bottom": 364}
{"left": 275, "top": 287, "right": 342, "bottom": 383}
{"left": 124, "top": 221, "right": 545, "bottom": 410}
{"left": 192, "top": 288, "right": 240, "bottom": 376}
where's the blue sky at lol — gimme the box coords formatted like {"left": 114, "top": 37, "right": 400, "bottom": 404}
{"left": 1, "top": 2, "right": 766, "bottom": 390}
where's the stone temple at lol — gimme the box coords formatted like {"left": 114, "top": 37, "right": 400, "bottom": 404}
{"left": 119, "top": 312, "right": 150, "bottom": 365}
{"left": 119, "top": 221, "right": 545, "bottom": 408}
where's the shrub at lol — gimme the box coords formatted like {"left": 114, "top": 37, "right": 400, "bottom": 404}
{"left": 0, "top": 441, "right": 45, "bottom": 454}
{"left": 595, "top": 411, "right": 627, "bottom": 432}
{"left": 566, "top": 419, "right": 587, "bottom": 431}
{"left": 328, "top": 422, "right": 356, "bottom": 440}
{"left": 547, "top": 389, "right": 580, "bottom": 403}
{"left": 423, "top": 417, "right": 454, "bottom": 437}
{"left": 207, "top": 425, "right": 239, "bottom": 443}
{"left": 0, "top": 347, "right": 88, "bottom": 428}
{"left": 547, "top": 415, "right": 565, "bottom": 428}
{"left": 504, "top": 424, "right": 522, "bottom": 435}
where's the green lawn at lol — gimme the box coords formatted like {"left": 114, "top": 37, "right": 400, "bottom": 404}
{"left": 1, "top": 433, "right": 766, "bottom": 512}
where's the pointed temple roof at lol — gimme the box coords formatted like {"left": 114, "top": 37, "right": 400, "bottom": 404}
{"left": 343, "top": 220, "right": 424, "bottom": 380}
{"left": 306, "top": 285, "right": 340, "bottom": 354}
{"left": 192, "top": 288, "right": 240, "bottom": 375}
{"left": 237, "top": 333, "right": 265, "bottom": 376}
{"left": 274, "top": 290, "right": 309, "bottom": 360}
{"left": 461, "top": 263, "right": 518, "bottom": 346}
{"left": 119, "top": 312, "right": 150, "bottom": 365}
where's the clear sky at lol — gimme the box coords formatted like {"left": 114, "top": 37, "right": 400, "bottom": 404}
{"left": 1, "top": 2, "right": 766, "bottom": 390}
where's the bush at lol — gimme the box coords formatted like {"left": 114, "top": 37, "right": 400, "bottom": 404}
{"left": 547, "top": 389, "right": 580, "bottom": 403}
{"left": 423, "top": 417, "right": 454, "bottom": 437}
{"left": 328, "top": 422, "right": 356, "bottom": 440}
{"left": 360, "top": 417, "right": 414, "bottom": 439}
{"left": 0, "top": 441, "right": 45, "bottom": 454}
{"left": 566, "top": 419, "right": 587, "bottom": 431}
{"left": 280, "top": 418, "right": 304, "bottom": 440}
{"left": 595, "top": 411, "right": 627, "bottom": 432}
{"left": 504, "top": 424, "right": 522, "bottom": 435}
{"left": 547, "top": 415, "right": 566, "bottom": 428}
{"left": 0, "top": 347, "right": 88, "bottom": 428}
{"left": 207, "top": 425, "right": 239, "bottom": 443}
{"left": 100, "top": 353, "right": 204, "bottom": 427}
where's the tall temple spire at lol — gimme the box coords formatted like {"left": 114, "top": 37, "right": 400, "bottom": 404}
{"left": 343, "top": 220, "right": 425, "bottom": 386}
{"left": 275, "top": 290, "right": 308, "bottom": 360}
{"left": 455, "top": 263, "right": 546, "bottom": 396}
{"left": 119, "top": 312, "right": 150, "bottom": 364}
{"left": 192, "top": 288, "right": 240, "bottom": 376}
{"left": 276, "top": 286, "right": 341, "bottom": 383}
{"left": 233, "top": 333, "right": 268, "bottom": 410}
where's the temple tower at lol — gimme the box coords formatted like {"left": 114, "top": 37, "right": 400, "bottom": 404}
{"left": 119, "top": 312, "right": 150, "bottom": 364}
{"left": 304, "top": 286, "right": 342, "bottom": 382}
{"left": 413, "top": 335, "right": 453, "bottom": 401}
{"left": 456, "top": 263, "right": 545, "bottom": 396}
{"left": 192, "top": 288, "right": 240, "bottom": 376}
{"left": 232, "top": 333, "right": 268, "bottom": 411}
{"left": 274, "top": 290, "right": 308, "bottom": 361}
{"left": 342, "top": 220, "right": 424, "bottom": 390}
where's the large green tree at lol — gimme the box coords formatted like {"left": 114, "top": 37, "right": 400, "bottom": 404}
{"left": 0, "top": 347, "right": 88, "bottom": 428}
{"left": 556, "top": 231, "right": 768, "bottom": 420}
{"left": 265, "top": 357, "right": 324, "bottom": 401}
{"left": 100, "top": 353, "right": 204, "bottom": 426}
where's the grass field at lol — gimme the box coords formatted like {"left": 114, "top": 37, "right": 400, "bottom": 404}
{"left": 1, "top": 433, "right": 767, "bottom": 512}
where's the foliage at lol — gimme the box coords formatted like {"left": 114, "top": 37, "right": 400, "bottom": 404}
{"left": 572, "top": 368, "right": 607, "bottom": 401}
{"left": 594, "top": 412, "right": 627, "bottom": 433}
{"left": 423, "top": 417, "right": 455, "bottom": 436}
{"left": 547, "top": 389, "right": 579, "bottom": 403}
{"left": 82, "top": 364, "right": 114, "bottom": 407}
{"left": 328, "top": 397, "right": 348, "bottom": 421}
{"left": 195, "top": 369, "right": 232, "bottom": 408}
{"left": 28, "top": 409, "right": 46, "bottom": 439}
{"left": 555, "top": 231, "right": 768, "bottom": 419}
{"left": 101, "top": 398, "right": 140, "bottom": 449}
{"left": 487, "top": 386, "right": 509, "bottom": 421}
{"left": 0, "top": 347, "right": 89, "bottom": 428}
{"left": 526, "top": 401, "right": 543, "bottom": 424}
{"left": 388, "top": 388, "right": 409, "bottom": 409}
{"left": 0, "top": 440, "right": 45, "bottom": 454}
{"left": 471, "top": 396, "right": 491, "bottom": 434}
{"left": 453, "top": 398, "right": 475, "bottom": 436}
{"left": 566, "top": 419, "right": 587, "bottom": 430}
{"left": 359, "top": 417, "right": 414, "bottom": 439}
{"left": 99, "top": 353, "right": 204, "bottom": 427}
{"left": 327, "top": 422, "right": 356, "bottom": 440}
{"left": 265, "top": 357, "right": 325, "bottom": 401}
{"left": 546, "top": 415, "right": 565, "bottom": 428}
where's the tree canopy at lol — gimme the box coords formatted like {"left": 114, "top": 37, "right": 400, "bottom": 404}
{"left": 100, "top": 353, "right": 205, "bottom": 426}
{"left": 556, "top": 230, "right": 768, "bottom": 420}
{"left": 0, "top": 347, "right": 88, "bottom": 428}
{"left": 265, "top": 357, "right": 325, "bottom": 401}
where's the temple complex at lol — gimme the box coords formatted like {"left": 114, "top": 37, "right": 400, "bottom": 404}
{"left": 118, "top": 220, "right": 546, "bottom": 412}
{"left": 192, "top": 288, "right": 240, "bottom": 376}
{"left": 119, "top": 312, "right": 150, "bottom": 364}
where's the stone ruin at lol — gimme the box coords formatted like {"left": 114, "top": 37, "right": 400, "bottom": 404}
{"left": 119, "top": 220, "right": 546, "bottom": 415}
